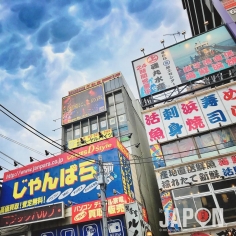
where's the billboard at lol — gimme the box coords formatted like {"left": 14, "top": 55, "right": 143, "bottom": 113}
{"left": 157, "top": 153, "right": 236, "bottom": 191}
{"left": 72, "top": 194, "right": 134, "bottom": 224}
{"left": 221, "top": 0, "right": 236, "bottom": 21}
{"left": 0, "top": 202, "right": 64, "bottom": 228}
{"left": 0, "top": 138, "right": 134, "bottom": 215}
{"left": 68, "top": 129, "right": 113, "bottom": 150}
{"left": 62, "top": 84, "right": 106, "bottom": 125}
{"left": 143, "top": 83, "right": 236, "bottom": 145}
{"left": 132, "top": 25, "right": 236, "bottom": 98}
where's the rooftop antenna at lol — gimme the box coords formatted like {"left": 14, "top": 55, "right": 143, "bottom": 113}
{"left": 163, "top": 32, "right": 180, "bottom": 43}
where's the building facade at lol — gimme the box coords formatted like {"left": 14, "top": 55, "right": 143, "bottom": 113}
{"left": 60, "top": 72, "right": 163, "bottom": 235}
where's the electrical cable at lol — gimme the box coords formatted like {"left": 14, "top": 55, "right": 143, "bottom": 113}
{"left": 0, "top": 133, "right": 45, "bottom": 157}
{"left": 0, "top": 107, "right": 99, "bottom": 165}
{"left": 0, "top": 151, "right": 24, "bottom": 166}
{"left": 0, "top": 154, "right": 15, "bottom": 166}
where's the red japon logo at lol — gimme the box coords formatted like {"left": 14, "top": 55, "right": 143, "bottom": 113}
{"left": 147, "top": 54, "right": 158, "bottom": 64}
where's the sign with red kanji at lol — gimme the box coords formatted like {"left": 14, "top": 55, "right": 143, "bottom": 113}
{"left": 72, "top": 194, "right": 134, "bottom": 224}
{"left": 0, "top": 202, "right": 64, "bottom": 228}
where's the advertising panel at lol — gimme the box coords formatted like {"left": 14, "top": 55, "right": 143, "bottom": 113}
{"left": 62, "top": 84, "right": 106, "bottom": 125}
{"left": 133, "top": 25, "right": 236, "bottom": 98}
{"left": 125, "top": 202, "right": 151, "bottom": 236}
{"left": 221, "top": 0, "right": 236, "bottom": 22}
{"left": 143, "top": 84, "right": 236, "bottom": 145}
{"left": 157, "top": 153, "right": 236, "bottom": 191}
{"left": 0, "top": 202, "right": 64, "bottom": 228}
{"left": 72, "top": 194, "right": 133, "bottom": 224}
{"left": 68, "top": 129, "right": 113, "bottom": 150}
{"left": 0, "top": 139, "right": 128, "bottom": 215}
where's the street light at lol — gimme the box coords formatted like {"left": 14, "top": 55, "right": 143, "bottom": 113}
{"left": 182, "top": 30, "right": 186, "bottom": 40}
{"left": 160, "top": 39, "right": 165, "bottom": 48}
{"left": 140, "top": 48, "right": 145, "bottom": 56}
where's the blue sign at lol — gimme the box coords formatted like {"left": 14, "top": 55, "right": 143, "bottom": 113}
{"left": 108, "top": 218, "right": 125, "bottom": 236}
{"left": 0, "top": 149, "right": 125, "bottom": 213}
{"left": 79, "top": 221, "right": 102, "bottom": 236}
{"left": 58, "top": 225, "right": 78, "bottom": 236}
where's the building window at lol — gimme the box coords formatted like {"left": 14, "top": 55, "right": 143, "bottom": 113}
{"left": 108, "top": 105, "right": 115, "bottom": 117}
{"left": 90, "top": 117, "right": 98, "bottom": 134}
{"left": 99, "top": 115, "right": 107, "bottom": 131}
{"left": 194, "top": 133, "right": 218, "bottom": 158}
{"left": 172, "top": 179, "right": 236, "bottom": 229}
{"left": 212, "top": 128, "right": 236, "bottom": 154}
{"left": 162, "top": 142, "right": 181, "bottom": 166}
{"left": 118, "top": 114, "right": 128, "bottom": 136}
{"left": 65, "top": 127, "right": 72, "bottom": 143}
{"left": 74, "top": 124, "right": 80, "bottom": 139}
{"left": 107, "top": 95, "right": 114, "bottom": 106}
{"left": 114, "top": 92, "right": 123, "bottom": 104}
{"left": 109, "top": 117, "right": 118, "bottom": 137}
{"left": 82, "top": 120, "right": 89, "bottom": 136}
{"left": 116, "top": 102, "right": 125, "bottom": 115}
{"left": 177, "top": 138, "right": 198, "bottom": 162}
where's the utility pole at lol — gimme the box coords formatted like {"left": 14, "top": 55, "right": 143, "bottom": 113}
{"left": 98, "top": 155, "right": 108, "bottom": 236}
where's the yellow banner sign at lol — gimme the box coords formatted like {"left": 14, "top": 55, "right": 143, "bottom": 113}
{"left": 68, "top": 129, "right": 113, "bottom": 150}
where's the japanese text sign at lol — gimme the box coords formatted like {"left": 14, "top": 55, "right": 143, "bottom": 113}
{"left": 0, "top": 202, "right": 64, "bottom": 228}
{"left": 157, "top": 154, "right": 236, "bottom": 190}
{"left": 68, "top": 129, "right": 113, "bottom": 149}
{"left": 62, "top": 84, "right": 106, "bottom": 125}
{"left": 125, "top": 202, "right": 151, "bottom": 236}
{"left": 0, "top": 146, "right": 130, "bottom": 214}
{"left": 72, "top": 194, "right": 133, "bottom": 223}
{"left": 133, "top": 26, "right": 236, "bottom": 98}
{"left": 143, "top": 84, "right": 236, "bottom": 145}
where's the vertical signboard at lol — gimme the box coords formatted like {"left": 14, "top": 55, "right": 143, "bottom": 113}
{"left": 221, "top": 0, "right": 236, "bottom": 21}
{"left": 133, "top": 26, "right": 236, "bottom": 99}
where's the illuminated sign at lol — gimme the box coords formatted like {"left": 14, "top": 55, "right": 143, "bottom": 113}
{"left": 72, "top": 194, "right": 133, "bottom": 223}
{"left": 0, "top": 138, "right": 134, "bottom": 215}
{"left": 68, "top": 72, "right": 121, "bottom": 95}
{"left": 62, "top": 84, "right": 106, "bottom": 125}
{"left": 68, "top": 129, "right": 113, "bottom": 149}
{"left": 0, "top": 202, "right": 64, "bottom": 228}
{"left": 133, "top": 25, "right": 236, "bottom": 98}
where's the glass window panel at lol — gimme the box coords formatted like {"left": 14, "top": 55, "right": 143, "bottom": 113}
{"left": 109, "top": 117, "right": 116, "bottom": 128}
{"left": 177, "top": 138, "right": 199, "bottom": 162}
{"left": 105, "top": 81, "right": 111, "bottom": 92}
{"left": 99, "top": 116, "right": 107, "bottom": 131}
{"left": 212, "top": 179, "right": 236, "bottom": 190}
{"left": 194, "top": 195, "right": 216, "bottom": 226}
{"left": 212, "top": 129, "right": 236, "bottom": 154}
{"left": 162, "top": 142, "right": 180, "bottom": 162}
{"left": 108, "top": 105, "right": 115, "bottom": 117}
{"left": 175, "top": 198, "right": 200, "bottom": 228}
{"left": 113, "top": 128, "right": 118, "bottom": 137}
{"left": 116, "top": 102, "right": 125, "bottom": 115}
{"left": 74, "top": 125, "right": 80, "bottom": 139}
{"left": 216, "top": 191, "right": 236, "bottom": 223}
{"left": 194, "top": 133, "right": 218, "bottom": 158}
{"left": 115, "top": 92, "right": 123, "bottom": 104}
{"left": 107, "top": 95, "right": 114, "bottom": 106}
{"left": 90, "top": 118, "right": 98, "bottom": 134}
{"left": 230, "top": 125, "right": 236, "bottom": 139}
{"left": 82, "top": 120, "right": 89, "bottom": 136}
{"left": 118, "top": 77, "right": 123, "bottom": 87}
{"left": 173, "top": 185, "right": 209, "bottom": 197}
{"left": 66, "top": 128, "right": 72, "bottom": 142}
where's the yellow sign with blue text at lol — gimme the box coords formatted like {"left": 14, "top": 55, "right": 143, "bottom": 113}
{"left": 68, "top": 129, "right": 113, "bottom": 150}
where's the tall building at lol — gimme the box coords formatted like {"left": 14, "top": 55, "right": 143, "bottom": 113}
{"left": 0, "top": 72, "right": 164, "bottom": 236}
{"left": 132, "top": 18, "right": 236, "bottom": 236}
{"left": 61, "top": 72, "right": 163, "bottom": 235}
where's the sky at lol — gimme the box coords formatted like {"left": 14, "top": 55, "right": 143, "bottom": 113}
{"left": 0, "top": 0, "right": 191, "bottom": 178}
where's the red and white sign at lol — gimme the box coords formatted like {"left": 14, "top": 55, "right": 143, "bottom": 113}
{"left": 72, "top": 194, "right": 134, "bottom": 223}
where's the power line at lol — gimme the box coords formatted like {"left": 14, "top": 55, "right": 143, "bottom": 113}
{"left": 0, "top": 133, "right": 45, "bottom": 157}
{"left": 0, "top": 106, "right": 99, "bottom": 164}
{"left": 0, "top": 151, "right": 24, "bottom": 166}
{"left": 0, "top": 155, "right": 14, "bottom": 166}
